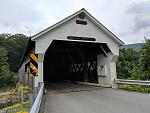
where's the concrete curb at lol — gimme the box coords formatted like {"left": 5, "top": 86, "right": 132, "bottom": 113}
{"left": 75, "top": 82, "right": 112, "bottom": 88}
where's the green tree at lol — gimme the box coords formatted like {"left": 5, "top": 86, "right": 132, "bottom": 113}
{"left": 131, "top": 39, "right": 150, "bottom": 80}
{"left": 140, "top": 39, "right": 150, "bottom": 72}
{"left": 0, "top": 46, "right": 11, "bottom": 85}
{"left": 0, "top": 34, "right": 28, "bottom": 72}
{"left": 0, "top": 33, "right": 28, "bottom": 87}
{"left": 0, "top": 46, "right": 9, "bottom": 67}
{"left": 117, "top": 48, "right": 139, "bottom": 79}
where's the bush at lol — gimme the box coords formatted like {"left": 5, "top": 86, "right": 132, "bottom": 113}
{"left": 118, "top": 84, "right": 150, "bottom": 93}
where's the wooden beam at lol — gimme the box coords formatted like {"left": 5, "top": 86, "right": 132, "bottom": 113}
{"left": 99, "top": 45, "right": 108, "bottom": 57}
{"left": 67, "top": 36, "right": 96, "bottom": 41}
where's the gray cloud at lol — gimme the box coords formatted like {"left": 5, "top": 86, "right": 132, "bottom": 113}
{"left": 0, "top": 0, "right": 149, "bottom": 44}
{"left": 126, "top": 1, "right": 150, "bottom": 32}
{"left": 0, "top": 0, "right": 44, "bottom": 35}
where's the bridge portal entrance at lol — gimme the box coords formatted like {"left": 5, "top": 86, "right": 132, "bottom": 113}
{"left": 44, "top": 40, "right": 110, "bottom": 85}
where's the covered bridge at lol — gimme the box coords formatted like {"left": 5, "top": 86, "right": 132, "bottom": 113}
{"left": 19, "top": 8, "right": 124, "bottom": 90}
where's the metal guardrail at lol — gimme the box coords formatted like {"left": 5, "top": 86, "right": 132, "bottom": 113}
{"left": 30, "top": 83, "right": 44, "bottom": 113}
{"left": 115, "top": 79, "right": 150, "bottom": 86}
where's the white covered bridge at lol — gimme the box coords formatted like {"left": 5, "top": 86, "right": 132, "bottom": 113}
{"left": 18, "top": 8, "right": 146, "bottom": 113}
{"left": 19, "top": 8, "right": 124, "bottom": 88}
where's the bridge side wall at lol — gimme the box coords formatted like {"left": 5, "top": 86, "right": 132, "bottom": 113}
{"left": 18, "top": 48, "right": 35, "bottom": 88}
{"left": 97, "top": 52, "right": 118, "bottom": 87}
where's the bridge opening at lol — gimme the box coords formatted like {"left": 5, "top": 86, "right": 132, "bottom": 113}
{"left": 44, "top": 40, "right": 110, "bottom": 86}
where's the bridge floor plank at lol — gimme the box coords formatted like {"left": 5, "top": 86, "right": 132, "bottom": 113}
{"left": 45, "top": 81, "right": 102, "bottom": 94}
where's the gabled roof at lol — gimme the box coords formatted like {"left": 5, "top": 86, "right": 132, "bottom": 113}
{"left": 31, "top": 8, "right": 124, "bottom": 45}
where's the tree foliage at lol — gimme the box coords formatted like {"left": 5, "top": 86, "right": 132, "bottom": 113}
{"left": 0, "top": 33, "right": 29, "bottom": 72}
{"left": 140, "top": 39, "right": 150, "bottom": 72}
{"left": 130, "top": 39, "right": 150, "bottom": 80}
{"left": 117, "top": 48, "right": 139, "bottom": 79}
{"left": 0, "top": 34, "right": 28, "bottom": 87}
{"left": 117, "top": 39, "right": 150, "bottom": 81}
{"left": 0, "top": 47, "right": 10, "bottom": 79}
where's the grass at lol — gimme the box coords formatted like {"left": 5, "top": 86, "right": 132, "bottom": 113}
{"left": 0, "top": 85, "right": 15, "bottom": 93}
{"left": 118, "top": 84, "right": 150, "bottom": 93}
{"left": 0, "top": 85, "right": 30, "bottom": 112}
{"left": 2, "top": 101, "right": 29, "bottom": 113}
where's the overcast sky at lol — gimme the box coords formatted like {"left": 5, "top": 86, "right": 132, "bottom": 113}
{"left": 0, "top": 0, "right": 150, "bottom": 44}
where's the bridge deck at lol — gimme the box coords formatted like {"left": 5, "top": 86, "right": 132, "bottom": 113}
{"left": 44, "top": 82, "right": 150, "bottom": 113}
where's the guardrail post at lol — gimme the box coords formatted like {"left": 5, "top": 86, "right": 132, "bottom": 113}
{"left": 30, "top": 82, "right": 44, "bottom": 113}
{"left": 112, "top": 79, "right": 118, "bottom": 88}
{"left": 33, "top": 87, "right": 38, "bottom": 103}
{"left": 29, "top": 94, "right": 34, "bottom": 110}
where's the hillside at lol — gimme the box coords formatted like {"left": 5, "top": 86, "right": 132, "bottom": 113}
{"left": 120, "top": 43, "right": 144, "bottom": 51}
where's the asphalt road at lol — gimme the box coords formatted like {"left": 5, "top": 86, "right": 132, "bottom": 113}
{"left": 44, "top": 82, "right": 150, "bottom": 113}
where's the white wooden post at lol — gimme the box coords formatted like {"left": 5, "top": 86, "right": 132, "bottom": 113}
{"left": 34, "top": 53, "right": 44, "bottom": 87}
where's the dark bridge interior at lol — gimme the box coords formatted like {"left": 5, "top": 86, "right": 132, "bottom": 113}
{"left": 44, "top": 40, "right": 110, "bottom": 85}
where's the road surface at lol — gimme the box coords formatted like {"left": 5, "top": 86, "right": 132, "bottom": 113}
{"left": 44, "top": 82, "right": 150, "bottom": 113}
